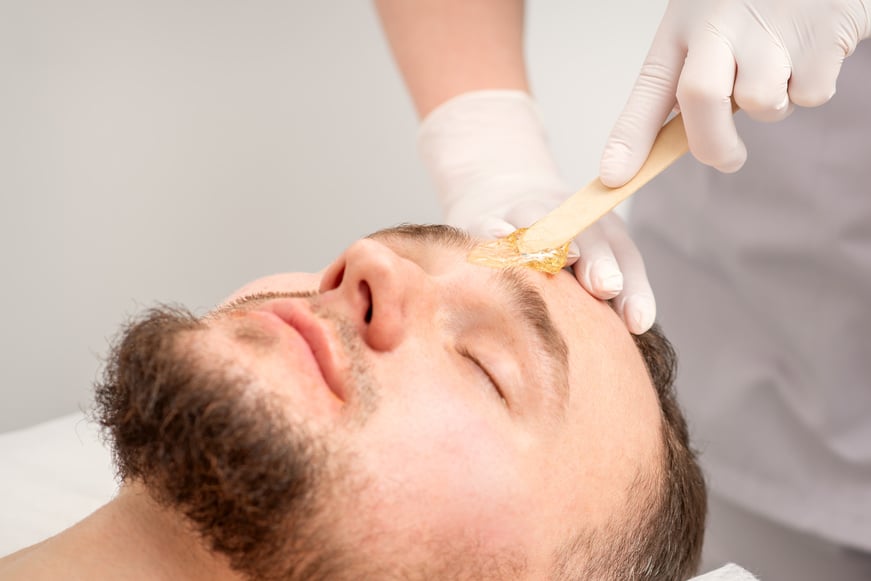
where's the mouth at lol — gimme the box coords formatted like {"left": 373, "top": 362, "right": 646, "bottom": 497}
{"left": 260, "top": 300, "right": 348, "bottom": 404}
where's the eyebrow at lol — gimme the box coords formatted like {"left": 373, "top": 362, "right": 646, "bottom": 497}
{"left": 493, "top": 267, "right": 570, "bottom": 418}
{"left": 368, "top": 223, "right": 478, "bottom": 251}
{"left": 370, "top": 224, "right": 571, "bottom": 419}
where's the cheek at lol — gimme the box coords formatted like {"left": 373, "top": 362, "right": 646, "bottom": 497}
{"left": 346, "top": 387, "right": 533, "bottom": 544}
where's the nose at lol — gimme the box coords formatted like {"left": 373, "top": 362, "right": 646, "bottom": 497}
{"left": 318, "top": 238, "right": 427, "bottom": 352}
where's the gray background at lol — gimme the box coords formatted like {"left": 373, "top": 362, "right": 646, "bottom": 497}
{"left": 0, "top": 1, "right": 665, "bottom": 432}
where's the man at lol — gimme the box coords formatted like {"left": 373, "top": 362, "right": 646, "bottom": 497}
{"left": 0, "top": 224, "right": 705, "bottom": 580}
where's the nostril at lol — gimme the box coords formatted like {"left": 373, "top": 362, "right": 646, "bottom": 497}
{"left": 360, "top": 281, "right": 373, "bottom": 324}
{"left": 332, "top": 265, "right": 345, "bottom": 289}
{"left": 319, "top": 262, "right": 346, "bottom": 293}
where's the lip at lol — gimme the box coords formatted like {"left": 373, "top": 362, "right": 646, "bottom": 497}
{"left": 259, "top": 300, "right": 348, "bottom": 404}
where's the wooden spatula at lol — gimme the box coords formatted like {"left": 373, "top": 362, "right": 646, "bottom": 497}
{"left": 516, "top": 112, "right": 689, "bottom": 255}
{"left": 469, "top": 105, "right": 740, "bottom": 274}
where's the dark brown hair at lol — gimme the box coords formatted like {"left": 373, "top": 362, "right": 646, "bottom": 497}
{"left": 552, "top": 324, "right": 707, "bottom": 580}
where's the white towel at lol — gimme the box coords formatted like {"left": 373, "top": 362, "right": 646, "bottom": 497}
{"left": 690, "top": 563, "right": 759, "bottom": 580}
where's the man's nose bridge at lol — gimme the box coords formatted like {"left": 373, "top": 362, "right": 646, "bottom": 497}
{"left": 345, "top": 239, "right": 403, "bottom": 288}
{"left": 342, "top": 238, "right": 433, "bottom": 351}
{"left": 359, "top": 240, "right": 433, "bottom": 305}
{"left": 336, "top": 239, "right": 430, "bottom": 351}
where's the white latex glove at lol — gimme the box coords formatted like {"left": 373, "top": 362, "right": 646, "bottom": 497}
{"left": 600, "top": 0, "right": 871, "bottom": 187}
{"left": 418, "top": 90, "right": 656, "bottom": 334}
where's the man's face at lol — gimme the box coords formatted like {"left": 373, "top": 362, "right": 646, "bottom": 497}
{"left": 196, "top": 225, "right": 663, "bottom": 574}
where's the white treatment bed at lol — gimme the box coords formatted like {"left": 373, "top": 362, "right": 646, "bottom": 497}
{"left": 0, "top": 412, "right": 117, "bottom": 555}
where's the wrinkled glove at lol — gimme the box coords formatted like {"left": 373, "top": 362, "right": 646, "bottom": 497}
{"left": 418, "top": 90, "right": 656, "bottom": 334}
{"left": 601, "top": 0, "right": 871, "bottom": 187}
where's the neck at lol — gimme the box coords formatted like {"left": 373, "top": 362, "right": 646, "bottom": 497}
{"left": 0, "top": 482, "right": 245, "bottom": 581}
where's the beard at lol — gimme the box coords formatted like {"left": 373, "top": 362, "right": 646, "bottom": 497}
{"left": 93, "top": 304, "right": 371, "bottom": 580}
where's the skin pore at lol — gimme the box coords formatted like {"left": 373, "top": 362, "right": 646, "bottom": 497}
{"left": 0, "top": 225, "right": 664, "bottom": 580}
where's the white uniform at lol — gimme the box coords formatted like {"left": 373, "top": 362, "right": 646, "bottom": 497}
{"left": 630, "top": 42, "right": 871, "bottom": 573}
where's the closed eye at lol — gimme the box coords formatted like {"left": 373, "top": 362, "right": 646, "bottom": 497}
{"left": 458, "top": 346, "right": 508, "bottom": 407}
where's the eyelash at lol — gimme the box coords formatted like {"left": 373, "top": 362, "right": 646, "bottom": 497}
{"left": 458, "top": 346, "right": 508, "bottom": 406}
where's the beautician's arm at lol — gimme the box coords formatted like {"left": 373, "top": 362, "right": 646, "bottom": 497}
{"left": 374, "top": 0, "right": 657, "bottom": 334}
{"left": 374, "top": 0, "right": 528, "bottom": 118}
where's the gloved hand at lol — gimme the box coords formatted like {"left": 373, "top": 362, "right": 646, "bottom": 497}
{"left": 418, "top": 90, "right": 656, "bottom": 334}
{"left": 600, "top": 0, "right": 871, "bottom": 187}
